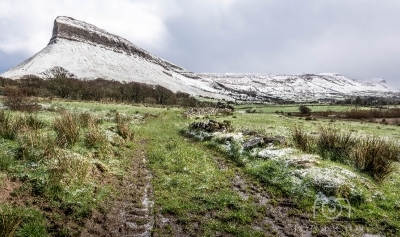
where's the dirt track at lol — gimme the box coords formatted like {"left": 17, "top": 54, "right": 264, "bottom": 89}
{"left": 81, "top": 140, "right": 154, "bottom": 237}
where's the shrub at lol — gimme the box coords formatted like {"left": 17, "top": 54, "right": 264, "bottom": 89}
{"left": 228, "top": 140, "right": 243, "bottom": 164}
{"left": 351, "top": 137, "right": 399, "bottom": 181}
{"left": 299, "top": 105, "right": 311, "bottom": 114}
{"left": 53, "top": 112, "right": 80, "bottom": 147}
{"left": 3, "top": 86, "right": 41, "bottom": 112}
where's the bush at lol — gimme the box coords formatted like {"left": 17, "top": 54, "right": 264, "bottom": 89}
{"left": 299, "top": 105, "right": 311, "bottom": 114}
{"left": 53, "top": 112, "right": 80, "bottom": 147}
{"left": 351, "top": 137, "right": 399, "bottom": 181}
{"left": 3, "top": 86, "right": 41, "bottom": 112}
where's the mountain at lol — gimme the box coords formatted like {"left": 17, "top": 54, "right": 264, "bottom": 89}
{"left": 0, "top": 16, "right": 227, "bottom": 99}
{"left": 1, "top": 16, "right": 398, "bottom": 102}
{"left": 202, "top": 73, "right": 399, "bottom": 102}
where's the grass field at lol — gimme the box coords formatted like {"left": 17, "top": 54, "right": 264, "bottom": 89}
{"left": 0, "top": 100, "right": 399, "bottom": 236}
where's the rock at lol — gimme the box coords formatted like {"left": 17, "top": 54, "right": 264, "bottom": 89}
{"left": 242, "top": 129, "right": 258, "bottom": 136}
{"left": 189, "top": 120, "right": 232, "bottom": 133}
{"left": 183, "top": 107, "right": 234, "bottom": 118}
{"left": 242, "top": 137, "right": 264, "bottom": 149}
{"left": 257, "top": 147, "right": 295, "bottom": 159}
{"left": 264, "top": 136, "right": 286, "bottom": 145}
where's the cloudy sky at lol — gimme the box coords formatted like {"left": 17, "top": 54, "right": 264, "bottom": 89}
{"left": 1, "top": 0, "right": 399, "bottom": 88}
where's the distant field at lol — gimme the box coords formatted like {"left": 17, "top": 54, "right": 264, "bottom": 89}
{"left": 235, "top": 104, "right": 354, "bottom": 113}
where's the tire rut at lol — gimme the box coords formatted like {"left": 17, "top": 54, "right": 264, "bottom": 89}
{"left": 216, "top": 156, "right": 314, "bottom": 237}
{"left": 81, "top": 140, "right": 154, "bottom": 237}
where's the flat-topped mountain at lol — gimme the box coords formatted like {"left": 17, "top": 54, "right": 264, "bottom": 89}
{"left": 1, "top": 16, "right": 225, "bottom": 99}
{"left": 1, "top": 16, "right": 398, "bottom": 102}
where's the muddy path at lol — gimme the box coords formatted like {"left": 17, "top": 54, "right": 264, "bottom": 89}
{"left": 214, "top": 156, "right": 367, "bottom": 237}
{"left": 80, "top": 140, "right": 154, "bottom": 237}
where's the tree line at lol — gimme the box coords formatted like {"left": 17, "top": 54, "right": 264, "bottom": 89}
{"left": 0, "top": 67, "right": 214, "bottom": 108}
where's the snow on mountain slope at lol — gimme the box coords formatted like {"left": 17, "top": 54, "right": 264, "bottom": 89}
{"left": 1, "top": 16, "right": 398, "bottom": 102}
{"left": 202, "top": 73, "right": 399, "bottom": 102}
{"left": 0, "top": 16, "right": 227, "bottom": 99}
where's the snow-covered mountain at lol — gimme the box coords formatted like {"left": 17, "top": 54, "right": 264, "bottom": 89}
{"left": 1, "top": 16, "right": 398, "bottom": 102}
{"left": 203, "top": 73, "right": 399, "bottom": 102}
{"left": 0, "top": 16, "right": 227, "bottom": 99}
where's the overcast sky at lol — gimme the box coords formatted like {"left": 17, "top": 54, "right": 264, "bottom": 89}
{"left": 1, "top": 0, "right": 399, "bottom": 88}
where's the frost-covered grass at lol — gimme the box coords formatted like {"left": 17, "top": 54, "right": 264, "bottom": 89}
{"left": 0, "top": 101, "right": 138, "bottom": 236}
{"left": 190, "top": 106, "right": 400, "bottom": 236}
{"left": 1, "top": 100, "right": 399, "bottom": 236}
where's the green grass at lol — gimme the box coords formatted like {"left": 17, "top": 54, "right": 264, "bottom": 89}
{"left": 0, "top": 102, "right": 139, "bottom": 236}
{"left": 189, "top": 106, "right": 400, "bottom": 235}
{"left": 0, "top": 100, "right": 399, "bottom": 236}
{"left": 137, "top": 111, "right": 265, "bottom": 236}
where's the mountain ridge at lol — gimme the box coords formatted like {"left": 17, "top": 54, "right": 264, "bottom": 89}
{"left": 1, "top": 16, "right": 398, "bottom": 102}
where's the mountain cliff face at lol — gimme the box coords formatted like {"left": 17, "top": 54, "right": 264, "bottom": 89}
{"left": 1, "top": 16, "right": 398, "bottom": 102}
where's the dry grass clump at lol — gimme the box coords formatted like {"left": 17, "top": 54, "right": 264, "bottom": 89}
{"left": 291, "top": 125, "right": 399, "bottom": 180}
{"left": 316, "top": 126, "right": 355, "bottom": 163}
{"left": 17, "top": 132, "right": 56, "bottom": 162}
{"left": 115, "top": 112, "right": 132, "bottom": 140}
{"left": 85, "top": 124, "right": 107, "bottom": 148}
{"left": 0, "top": 206, "right": 21, "bottom": 237}
{"left": 0, "top": 111, "right": 18, "bottom": 139}
{"left": 49, "top": 151, "right": 91, "bottom": 186}
{"left": 53, "top": 112, "right": 80, "bottom": 147}
{"left": 290, "top": 125, "right": 312, "bottom": 152}
{"left": 0, "top": 111, "right": 45, "bottom": 139}
{"left": 78, "top": 111, "right": 99, "bottom": 128}
{"left": 351, "top": 137, "right": 399, "bottom": 181}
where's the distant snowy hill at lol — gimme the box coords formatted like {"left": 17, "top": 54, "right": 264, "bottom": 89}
{"left": 202, "top": 73, "right": 399, "bottom": 102}
{"left": 1, "top": 16, "right": 398, "bottom": 102}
